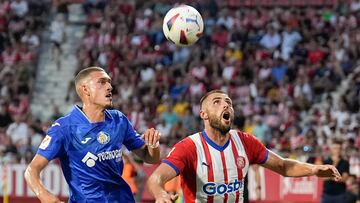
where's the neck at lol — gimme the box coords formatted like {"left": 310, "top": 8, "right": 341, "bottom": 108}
{"left": 331, "top": 155, "right": 340, "bottom": 161}
{"left": 82, "top": 103, "right": 105, "bottom": 123}
{"left": 204, "top": 126, "right": 230, "bottom": 146}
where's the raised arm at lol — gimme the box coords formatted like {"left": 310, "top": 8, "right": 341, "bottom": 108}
{"left": 132, "top": 128, "right": 160, "bottom": 164}
{"left": 147, "top": 163, "right": 179, "bottom": 203}
{"left": 262, "top": 150, "right": 341, "bottom": 181}
{"left": 24, "top": 154, "right": 64, "bottom": 203}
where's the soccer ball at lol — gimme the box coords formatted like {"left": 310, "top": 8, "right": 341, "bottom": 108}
{"left": 163, "top": 5, "right": 204, "bottom": 47}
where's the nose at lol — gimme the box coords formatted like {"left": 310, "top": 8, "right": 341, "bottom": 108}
{"left": 107, "top": 83, "right": 113, "bottom": 92}
{"left": 223, "top": 101, "right": 229, "bottom": 109}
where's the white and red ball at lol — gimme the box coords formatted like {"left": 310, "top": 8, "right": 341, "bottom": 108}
{"left": 162, "top": 5, "right": 204, "bottom": 47}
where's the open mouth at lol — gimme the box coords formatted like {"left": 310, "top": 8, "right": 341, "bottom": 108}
{"left": 105, "top": 93, "right": 112, "bottom": 99}
{"left": 223, "top": 112, "right": 230, "bottom": 121}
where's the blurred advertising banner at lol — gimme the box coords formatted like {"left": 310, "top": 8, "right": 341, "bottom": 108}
{"left": 248, "top": 166, "right": 323, "bottom": 203}
{"left": 0, "top": 164, "right": 68, "bottom": 203}
{"left": 1, "top": 164, "right": 323, "bottom": 203}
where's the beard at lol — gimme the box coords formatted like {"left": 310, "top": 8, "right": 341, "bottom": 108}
{"left": 208, "top": 113, "right": 232, "bottom": 135}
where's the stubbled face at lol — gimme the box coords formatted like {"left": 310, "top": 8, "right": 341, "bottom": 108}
{"left": 85, "top": 71, "right": 113, "bottom": 108}
{"left": 202, "top": 93, "right": 234, "bottom": 135}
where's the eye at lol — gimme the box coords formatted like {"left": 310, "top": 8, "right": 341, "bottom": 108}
{"left": 99, "top": 79, "right": 108, "bottom": 85}
{"left": 224, "top": 98, "right": 232, "bottom": 106}
{"left": 214, "top": 100, "right": 219, "bottom": 104}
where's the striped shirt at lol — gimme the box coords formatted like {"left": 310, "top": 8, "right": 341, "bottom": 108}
{"left": 163, "top": 129, "right": 268, "bottom": 203}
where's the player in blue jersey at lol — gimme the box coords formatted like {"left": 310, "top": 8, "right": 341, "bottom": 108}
{"left": 24, "top": 67, "right": 161, "bottom": 203}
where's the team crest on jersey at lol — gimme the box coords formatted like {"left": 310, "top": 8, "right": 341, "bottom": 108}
{"left": 236, "top": 156, "right": 246, "bottom": 169}
{"left": 97, "top": 131, "right": 110, "bottom": 144}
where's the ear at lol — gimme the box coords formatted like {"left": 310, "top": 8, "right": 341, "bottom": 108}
{"left": 82, "top": 84, "right": 90, "bottom": 96}
{"left": 200, "top": 109, "right": 208, "bottom": 120}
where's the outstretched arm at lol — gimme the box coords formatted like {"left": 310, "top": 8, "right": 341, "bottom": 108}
{"left": 24, "top": 154, "right": 64, "bottom": 203}
{"left": 262, "top": 150, "right": 341, "bottom": 181}
{"left": 147, "top": 163, "right": 179, "bottom": 203}
{"left": 132, "top": 128, "right": 160, "bottom": 164}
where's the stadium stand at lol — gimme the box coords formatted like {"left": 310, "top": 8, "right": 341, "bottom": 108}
{"left": 0, "top": 0, "right": 50, "bottom": 164}
{"left": 0, "top": 0, "right": 359, "bottom": 202}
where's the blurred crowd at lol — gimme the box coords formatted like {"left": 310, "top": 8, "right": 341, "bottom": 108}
{"left": 74, "top": 0, "right": 360, "bottom": 174}
{"left": 0, "top": 0, "right": 360, "bottom": 200}
{"left": 0, "top": 0, "right": 51, "bottom": 163}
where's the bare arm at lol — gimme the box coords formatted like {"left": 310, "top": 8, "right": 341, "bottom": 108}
{"left": 262, "top": 150, "right": 341, "bottom": 181}
{"left": 132, "top": 128, "right": 160, "bottom": 164}
{"left": 252, "top": 165, "right": 261, "bottom": 200}
{"left": 132, "top": 144, "right": 160, "bottom": 164}
{"left": 24, "top": 154, "right": 63, "bottom": 203}
{"left": 147, "top": 163, "right": 179, "bottom": 203}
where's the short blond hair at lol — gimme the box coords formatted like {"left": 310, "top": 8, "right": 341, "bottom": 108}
{"left": 74, "top": 67, "right": 105, "bottom": 96}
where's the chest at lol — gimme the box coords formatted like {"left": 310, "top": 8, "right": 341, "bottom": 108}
{"left": 325, "top": 159, "right": 348, "bottom": 173}
{"left": 194, "top": 145, "right": 249, "bottom": 184}
{"left": 65, "top": 123, "right": 123, "bottom": 156}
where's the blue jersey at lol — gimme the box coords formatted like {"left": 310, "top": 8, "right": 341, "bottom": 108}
{"left": 37, "top": 106, "right": 145, "bottom": 203}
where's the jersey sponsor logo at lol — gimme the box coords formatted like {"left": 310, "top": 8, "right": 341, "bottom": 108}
{"left": 97, "top": 149, "right": 122, "bottom": 162}
{"left": 203, "top": 179, "right": 242, "bottom": 195}
{"left": 39, "top": 135, "right": 52, "bottom": 150}
{"left": 82, "top": 152, "right": 98, "bottom": 167}
{"left": 236, "top": 156, "right": 246, "bottom": 169}
{"left": 81, "top": 137, "right": 92, "bottom": 144}
{"left": 97, "top": 131, "right": 110, "bottom": 144}
{"left": 82, "top": 149, "right": 123, "bottom": 167}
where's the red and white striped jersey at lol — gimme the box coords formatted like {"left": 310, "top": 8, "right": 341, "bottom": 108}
{"left": 163, "top": 129, "right": 268, "bottom": 203}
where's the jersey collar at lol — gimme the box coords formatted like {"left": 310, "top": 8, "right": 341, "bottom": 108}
{"left": 73, "top": 105, "right": 112, "bottom": 124}
{"left": 201, "top": 130, "right": 230, "bottom": 152}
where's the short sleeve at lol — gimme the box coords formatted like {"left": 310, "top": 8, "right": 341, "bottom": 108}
{"left": 162, "top": 138, "right": 197, "bottom": 176}
{"left": 37, "top": 124, "right": 65, "bottom": 161}
{"left": 122, "top": 115, "right": 145, "bottom": 151}
{"left": 238, "top": 132, "right": 268, "bottom": 164}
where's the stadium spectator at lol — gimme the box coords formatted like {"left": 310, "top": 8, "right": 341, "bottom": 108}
{"left": 50, "top": 14, "right": 66, "bottom": 69}
{"left": 6, "top": 114, "right": 28, "bottom": 149}
{"left": 321, "top": 139, "right": 350, "bottom": 203}
{"left": 10, "top": 0, "right": 28, "bottom": 17}
{"left": 260, "top": 25, "right": 281, "bottom": 51}
{"left": 345, "top": 174, "right": 359, "bottom": 203}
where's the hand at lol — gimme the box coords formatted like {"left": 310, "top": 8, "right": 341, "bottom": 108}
{"left": 155, "top": 193, "right": 179, "bottom": 203}
{"left": 313, "top": 164, "right": 341, "bottom": 182}
{"left": 39, "top": 192, "right": 64, "bottom": 203}
{"left": 143, "top": 128, "right": 161, "bottom": 148}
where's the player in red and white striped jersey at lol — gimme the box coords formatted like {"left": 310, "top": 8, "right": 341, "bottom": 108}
{"left": 147, "top": 90, "right": 342, "bottom": 203}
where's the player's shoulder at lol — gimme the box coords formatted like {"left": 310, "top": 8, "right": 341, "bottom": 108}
{"left": 230, "top": 129, "right": 251, "bottom": 138}
{"left": 170, "top": 133, "right": 200, "bottom": 152}
{"left": 49, "top": 115, "right": 70, "bottom": 129}
{"left": 105, "top": 109, "right": 127, "bottom": 121}
{"left": 46, "top": 116, "right": 70, "bottom": 138}
{"left": 230, "top": 129, "right": 258, "bottom": 143}
{"left": 174, "top": 135, "right": 197, "bottom": 149}
{"left": 166, "top": 136, "right": 197, "bottom": 160}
